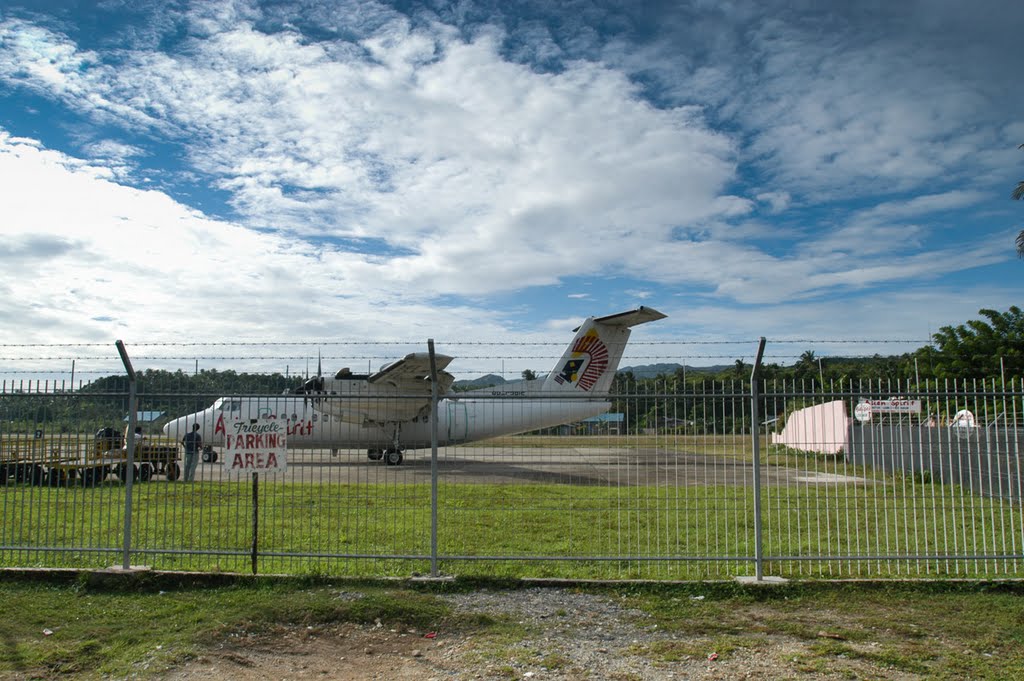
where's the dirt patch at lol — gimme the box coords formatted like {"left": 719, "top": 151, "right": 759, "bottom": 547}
{"left": 157, "top": 589, "right": 923, "bottom": 680}
{"left": 160, "top": 622, "right": 464, "bottom": 680}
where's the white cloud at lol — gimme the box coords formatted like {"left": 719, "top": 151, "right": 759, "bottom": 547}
{"left": 655, "top": 281, "right": 1021, "bottom": 361}
{"left": 0, "top": 14, "right": 748, "bottom": 300}
{"left": 756, "top": 191, "right": 791, "bottom": 214}
{"left": 855, "top": 191, "right": 988, "bottom": 222}
{"left": 0, "top": 131, "right": 586, "bottom": 371}
{"left": 0, "top": 20, "right": 90, "bottom": 96}
{"left": 0, "top": 133, "right": 351, "bottom": 343}
{"left": 0, "top": 1, "right": 1021, "bottom": 357}
{"left": 684, "top": 14, "right": 1005, "bottom": 200}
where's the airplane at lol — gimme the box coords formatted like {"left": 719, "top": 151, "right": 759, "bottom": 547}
{"left": 162, "top": 306, "right": 666, "bottom": 465}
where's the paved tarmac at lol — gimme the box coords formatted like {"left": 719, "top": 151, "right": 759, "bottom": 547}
{"left": 193, "top": 446, "right": 868, "bottom": 487}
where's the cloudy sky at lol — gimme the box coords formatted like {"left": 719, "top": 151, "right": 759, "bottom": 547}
{"left": 1, "top": 0, "right": 1022, "bottom": 379}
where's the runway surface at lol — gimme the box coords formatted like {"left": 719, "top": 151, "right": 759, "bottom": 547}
{"left": 192, "top": 446, "right": 868, "bottom": 487}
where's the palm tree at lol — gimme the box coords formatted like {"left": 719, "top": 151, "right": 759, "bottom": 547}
{"left": 1015, "top": 144, "right": 1024, "bottom": 258}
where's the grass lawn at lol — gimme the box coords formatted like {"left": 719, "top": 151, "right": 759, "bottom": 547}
{"left": 1, "top": 573, "right": 1024, "bottom": 679}
{"left": 3, "top": 473, "right": 1023, "bottom": 580}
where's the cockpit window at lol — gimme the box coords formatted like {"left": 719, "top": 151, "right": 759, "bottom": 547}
{"left": 213, "top": 398, "right": 242, "bottom": 412}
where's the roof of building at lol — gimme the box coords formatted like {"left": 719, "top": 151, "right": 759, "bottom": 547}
{"left": 582, "top": 413, "right": 624, "bottom": 423}
{"left": 123, "top": 411, "right": 166, "bottom": 423}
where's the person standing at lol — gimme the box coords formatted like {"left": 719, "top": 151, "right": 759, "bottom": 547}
{"left": 125, "top": 425, "right": 146, "bottom": 448}
{"left": 182, "top": 423, "right": 203, "bottom": 482}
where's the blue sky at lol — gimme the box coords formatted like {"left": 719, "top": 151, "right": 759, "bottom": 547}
{"left": 1, "top": 0, "right": 1022, "bottom": 379}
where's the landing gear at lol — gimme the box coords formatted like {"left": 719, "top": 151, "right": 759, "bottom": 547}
{"left": 365, "top": 425, "right": 407, "bottom": 465}
{"left": 366, "top": 447, "right": 404, "bottom": 465}
{"left": 201, "top": 445, "right": 218, "bottom": 463}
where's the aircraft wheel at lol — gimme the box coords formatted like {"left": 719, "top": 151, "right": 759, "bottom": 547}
{"left": 201, "top": 447, "right": 217, "bottom": 463}
{"left": 165, "top": 462, "right": 181, "bottom": 481}
{"left": 384, "top": 449, "right": 404, "bottom": 466}
{"left": 48, "top": 468, "right": 76, "bottom": 487}
{"left": 80, "top": 466, "right": 104, "bottom": 487}
{"left": 118, "top": 463, "right": 139, "bottom": 482}
{"left": 367, "top": 449, "right": 384, "bottom": 461}
{"left": 139, "top": 463, "right": 152, "bottom": 482}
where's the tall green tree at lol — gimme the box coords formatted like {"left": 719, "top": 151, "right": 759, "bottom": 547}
{"left": 794, "top": 350, "right": 820, "bottom": 383}
{"left": 926, "top": 306, "right": 1024, "bottom": 378}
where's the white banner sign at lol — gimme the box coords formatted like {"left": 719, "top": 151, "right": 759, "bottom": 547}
{"left": 864, "top": 399, "right": 922, "bottom": 413}
{"left": 223, "top": 417, "right": 287, "bottom": 475}
{"left": 855, "top": 399, "right": 922, "bottom": 421}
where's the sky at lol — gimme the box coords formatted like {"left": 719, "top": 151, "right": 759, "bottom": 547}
{"left": 1, "top": 0, "right": 1022, "bottom": 381}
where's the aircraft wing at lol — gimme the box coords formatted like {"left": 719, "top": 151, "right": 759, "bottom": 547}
{"left": 370, "top": 352, "right": 455, "bottom": 393}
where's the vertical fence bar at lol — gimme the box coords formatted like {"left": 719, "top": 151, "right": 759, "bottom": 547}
{"left": 428, "top": 338, "right": 439, "bottom": 578}
{"left": 115, "top": 340, "right": 137, "bottom": 570}
{"left": 251, "top": 472, "right": 259, "bottom": 575}
{"left": 750, "top": 337, "right": 766, "bottom": 580}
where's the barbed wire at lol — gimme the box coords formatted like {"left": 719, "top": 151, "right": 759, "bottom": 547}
{"left": 0, "top": 334, "right": 936, "bottom": 381}
{"left": 0, "top": 337, "right": 931, "bottom": 349}
{"left": 0, "top": 353, "right": 933, "bottom": 374}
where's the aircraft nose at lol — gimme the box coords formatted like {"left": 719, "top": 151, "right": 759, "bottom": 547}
{"left": 163, "top": 416, "right": 185, "bottom": 439}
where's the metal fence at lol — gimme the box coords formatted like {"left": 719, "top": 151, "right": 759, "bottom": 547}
{"left": 1, "top": 356, "right": 1022, "bottom": 581}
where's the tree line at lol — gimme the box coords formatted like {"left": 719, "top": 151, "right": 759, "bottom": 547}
{"left": 608, "top": 306, "right": 1023, "bottom": 436}
{"left": 1, "top": 307, "right": 1020, "bottom": 436}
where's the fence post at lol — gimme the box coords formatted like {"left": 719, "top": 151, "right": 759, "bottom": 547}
{"left": 115, "top": 340, "right": 137, "bottom": 570}
{"left": 251, "top": 472, "right": 259, "bottom": 575}
{"left": 428, "top": 339, "right": 440, "bottom": 577}
{"left": 750, "top": 337, "right": 767, "bottom": 580}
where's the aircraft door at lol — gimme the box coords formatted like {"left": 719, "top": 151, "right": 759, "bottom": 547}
{"left": 446, "top": 402, "right": 469, "bottom": 443}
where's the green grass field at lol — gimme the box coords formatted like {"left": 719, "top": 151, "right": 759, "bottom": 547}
{"left": 3, "top": 474, "right": 1022, "bottom": 580}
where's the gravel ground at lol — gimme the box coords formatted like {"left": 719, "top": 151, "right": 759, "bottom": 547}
{"left": 159, "top": 586, "right": 920, "bottom": 680}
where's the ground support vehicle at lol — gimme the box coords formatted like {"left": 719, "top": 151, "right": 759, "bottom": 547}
{"left": 0, "top": 429, "right": 182, "bottom": 486}
{"left": 0, "top": 434, "right": 110, "bottom": 487}
{"left": 90, "top": 427, "right": 182, "bottom": 482}
{"left": 92, "top": 442, "right": 182, "bottom": 482}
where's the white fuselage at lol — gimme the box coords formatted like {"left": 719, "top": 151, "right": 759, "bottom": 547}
{"left": 164, "top": 390, "right": 611, "bottom": 452}
{"left": 162, "top": 306, "right": 668, "bottom": 457}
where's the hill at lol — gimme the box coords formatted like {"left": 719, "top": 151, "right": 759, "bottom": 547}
{"left": 619, "top": 363, "right": 730, "bottom": 378}
{"left": 453, "top": 373, "right": 506, "bottom": 390}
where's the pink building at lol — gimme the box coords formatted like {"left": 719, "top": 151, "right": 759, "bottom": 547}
{"left": 770, "top": 400, "right": 850, "bottom": 455}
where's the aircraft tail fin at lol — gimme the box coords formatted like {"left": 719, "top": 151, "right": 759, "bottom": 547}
{"left": 542, "top": 306, "right": 666, "bottom": 394}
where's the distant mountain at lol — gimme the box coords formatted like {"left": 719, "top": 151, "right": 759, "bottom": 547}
{"left": 453, "top": 364, "right": 734, "bottom": 388}
{"left": 618, "top": 363, "right": 681, "bottom": 378}
{"left": 453, "top": 373, "right": 506, "bottom": 390}
{"left": 618, "top": 363, "right": 730, "bottom": 378}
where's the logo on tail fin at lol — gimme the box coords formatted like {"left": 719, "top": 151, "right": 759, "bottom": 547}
{"left": 553, "top": 330, "right": 609, "bottom": 391}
